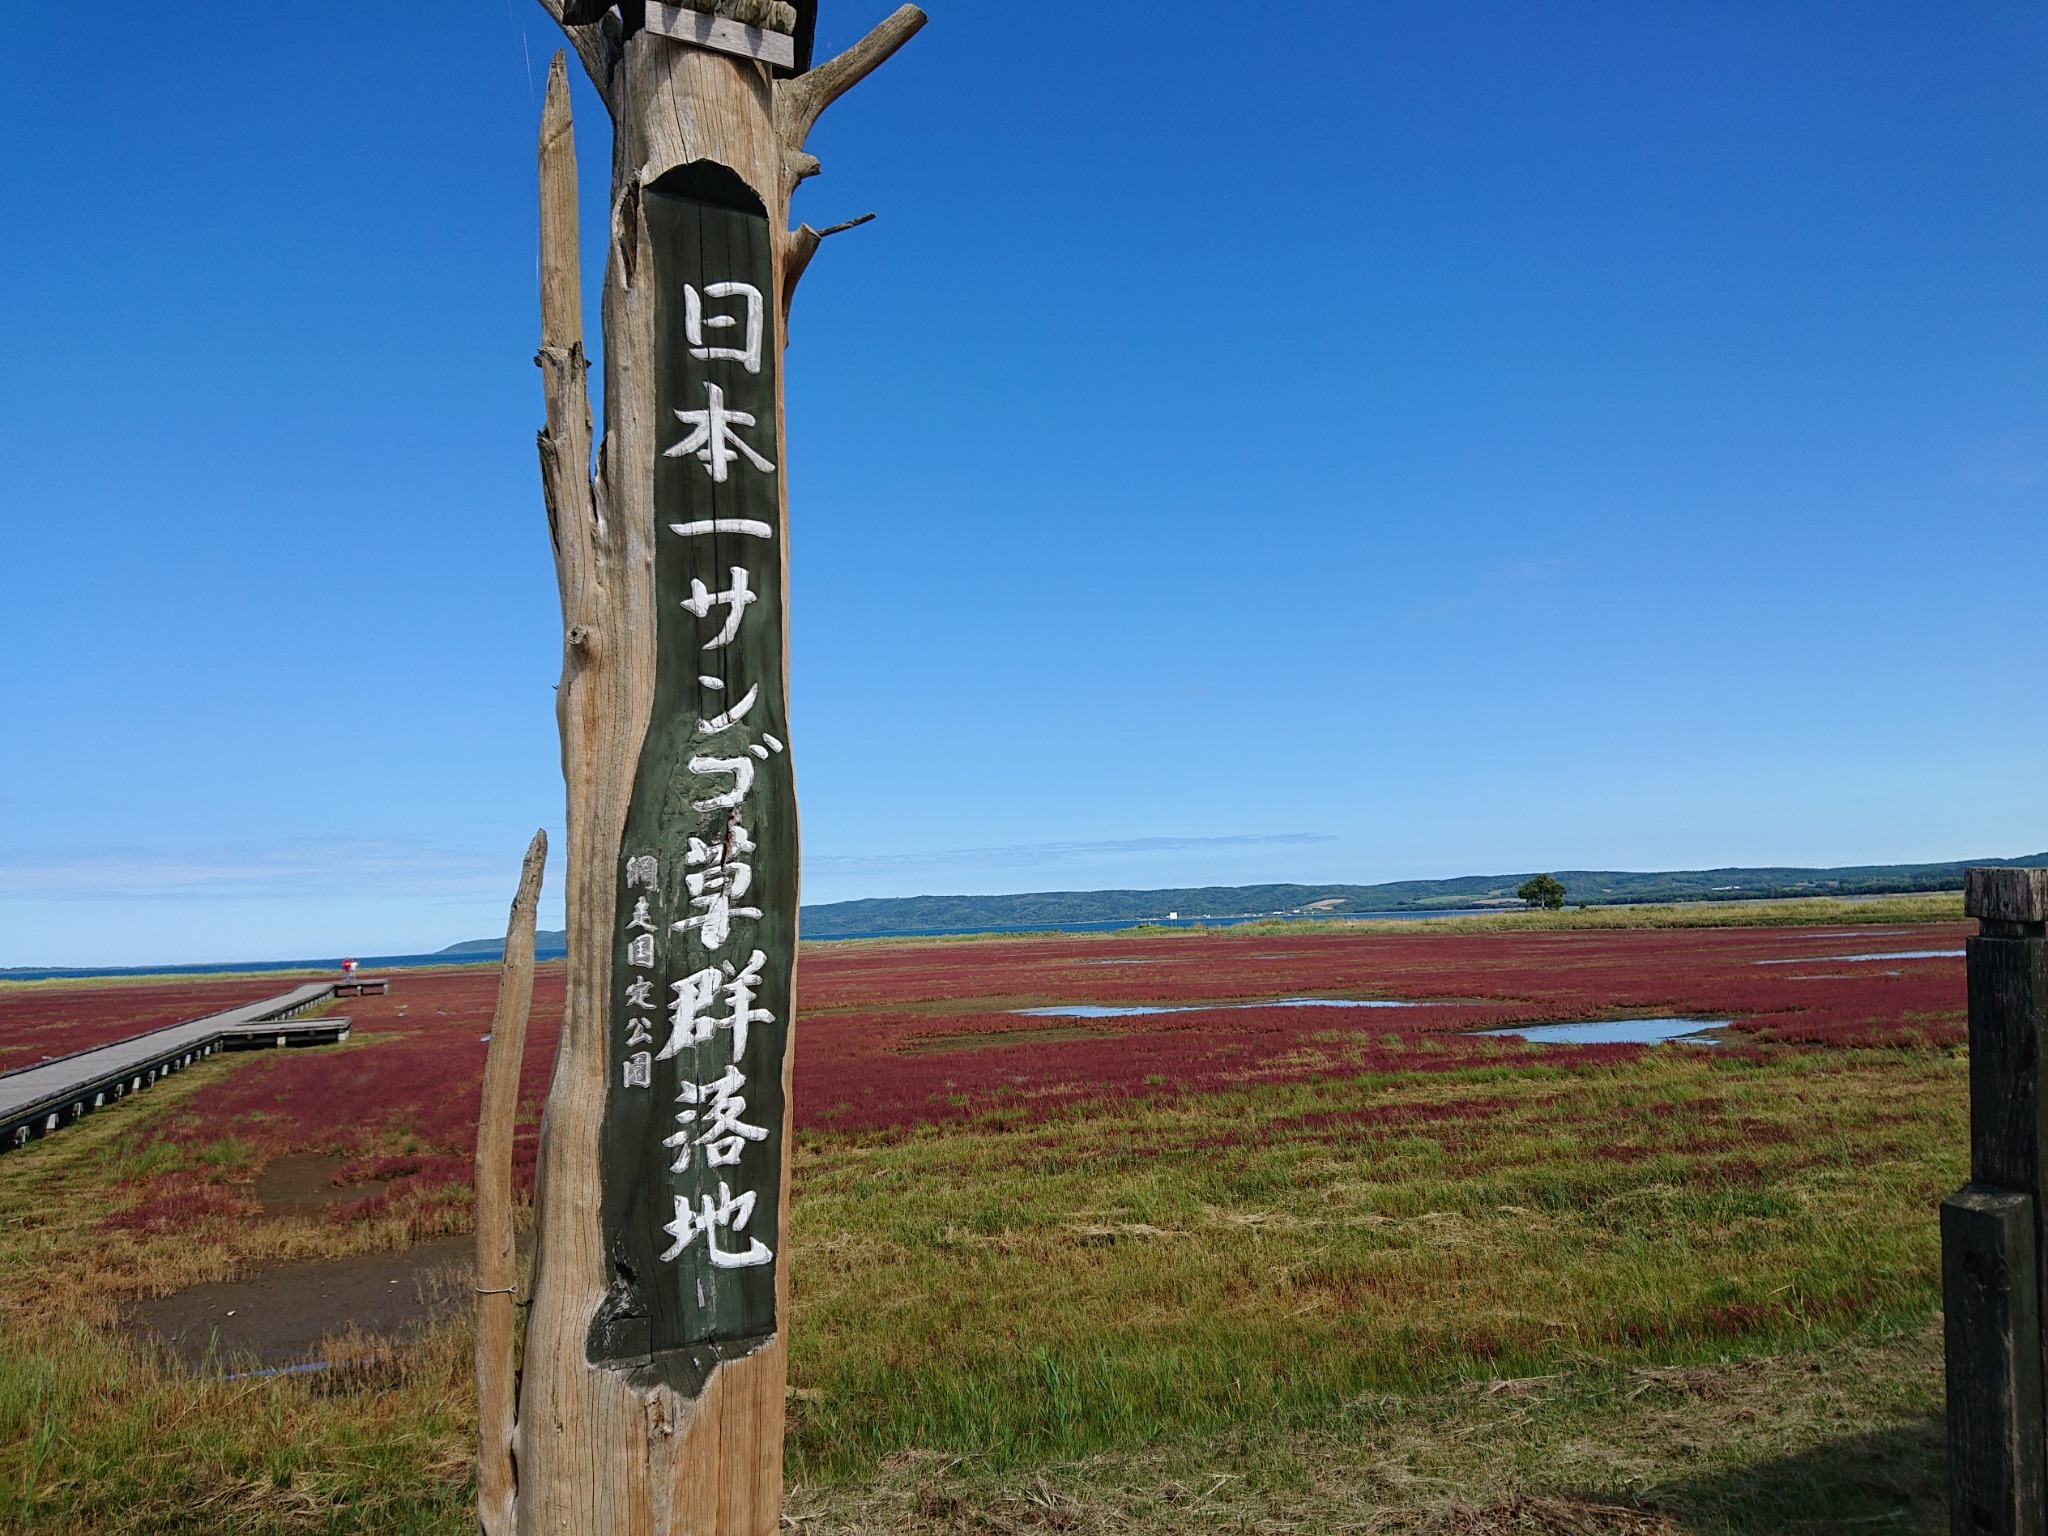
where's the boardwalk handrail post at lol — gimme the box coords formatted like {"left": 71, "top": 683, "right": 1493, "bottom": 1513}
{"left": 1946, "top": 867, "right": 2048, "bottom": 1536}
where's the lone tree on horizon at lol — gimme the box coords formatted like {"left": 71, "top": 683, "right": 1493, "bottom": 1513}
{"left": 1518, "top": 873, "right": 1567, "bottom": 910}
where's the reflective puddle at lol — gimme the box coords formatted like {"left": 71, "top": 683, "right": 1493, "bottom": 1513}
{"left": 1475, "top": 1018, "right": 1729, "bottom": 1046}
{"left": 1755, "top": 950, "right": 1961, "bottom": 965}
{"left": 1016, "top": 997, "right": 1431, "bottom": 1019}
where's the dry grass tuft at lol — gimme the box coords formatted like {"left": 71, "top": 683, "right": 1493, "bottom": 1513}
{"left": 1398, "top": 1494, "right": 1675, "bottom": 1535}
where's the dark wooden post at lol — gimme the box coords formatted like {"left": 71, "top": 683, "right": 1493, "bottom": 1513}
{"left": 1946, "top": 867, "right": 2048, "bottom": 1536}
{"left": 1948, "top": 1189, "right": 2045, "bottom": 1536}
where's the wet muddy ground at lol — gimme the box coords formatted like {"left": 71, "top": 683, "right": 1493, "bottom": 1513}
{"left": 126, "top": 1236, "right": 477, "bottom": 1372}
{"left": 124, "top": 1151, "right": 508, "bottom": 1372}
{"left": 254, "top": 1152, "right": 359, "bottom": 1214}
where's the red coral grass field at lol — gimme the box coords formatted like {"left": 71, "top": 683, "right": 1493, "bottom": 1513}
{"left": 160, "top": 967, "right": 564, "bottom": 1159}
{"left": 792, "top": 920, "right": 1966, "bottom": 1132}
{"left": 0, "top": 915, "right": 1974, "bottom": 1527}
{"left": 797, "top": 920, "right": 1967, "bottom": 1038}
{"left": 4, "top": 921, "right": 1972, "bottom": 1160}
{"left": 1, "top": 918, "right": 1966, "bottom": 1233}
{"left": 0, "top": 975, "right": 315, "bottom": 1071}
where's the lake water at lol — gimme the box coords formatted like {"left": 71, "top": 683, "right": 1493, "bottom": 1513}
{"left": 6, "top": 909, "right": 1513, "bottom": 983}
{"left": 0, "top": 948, "right": 567, "bottom": 986}
{"left": 1476, "top": 1018, "right": 1729, "bottom": 1046}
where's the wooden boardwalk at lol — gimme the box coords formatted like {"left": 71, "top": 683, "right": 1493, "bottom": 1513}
{"left": 0, "top": 981, "right": 363, "bottom": 1151}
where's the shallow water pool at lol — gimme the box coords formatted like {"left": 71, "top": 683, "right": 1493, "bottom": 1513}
{"left": 1016, "top": 997, "right": 1431, "bottom": 1019}
{"left": 1755, "top": 950, "right": 1961, "bottom": 965}
{"left": 1475, "top": 1017, "right": 1729, "bottom": 1046}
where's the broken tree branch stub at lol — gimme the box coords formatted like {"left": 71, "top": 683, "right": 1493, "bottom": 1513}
{"left": 503, "top": 8, "right": 924, "bottom": 1533}
{"left": 477, "top": 830, "right": 548, "bottom": 1536}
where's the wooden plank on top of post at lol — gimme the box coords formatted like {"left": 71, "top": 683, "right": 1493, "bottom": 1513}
{"left": 644, "top": 4, "right": 798, "bottom": 68}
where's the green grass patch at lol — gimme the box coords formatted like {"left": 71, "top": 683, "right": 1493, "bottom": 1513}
{"left": 782, "top": 1047, "right": 1963, "bottom": 1479}
{"left": 0, "top": 1004, "right": 1967, "bottom": 1532}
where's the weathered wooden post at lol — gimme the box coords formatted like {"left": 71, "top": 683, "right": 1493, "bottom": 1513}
{"left": 477, "top": 831, "right": 548, "bottom": 1535}
{"left": 470, "top": 3, "right": 923, "bottom": 1532}
{"left": 1944, "top": 867, "right": 2048, "bottom": 1536}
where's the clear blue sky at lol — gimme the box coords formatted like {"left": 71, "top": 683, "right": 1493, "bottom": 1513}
{"left": 4, "top": 3, "right": 2046, "bottom": 968}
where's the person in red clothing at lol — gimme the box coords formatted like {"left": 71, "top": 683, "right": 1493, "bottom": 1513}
{"left": 342, "top": 957, "right": 357, "bottom": 979}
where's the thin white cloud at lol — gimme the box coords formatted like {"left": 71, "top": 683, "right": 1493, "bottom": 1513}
{"left": 0, "top": 832, "right": 1333, "bottom": 906}
{"left": 1402, "top": 556, "right": 1567, "bottom": 622}
{"left": 0, "top": 838, "right": 533, "bottom": 901}
{"left": 1959, "top": 421, "right": 2048, "bottom": 491}
{"left": 807, "top": 832, "right": 1335, "bottom": 874}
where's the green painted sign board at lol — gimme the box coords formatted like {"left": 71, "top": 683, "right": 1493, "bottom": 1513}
{"left": 589, "top": 170, "right": 794, "bottom": 1372}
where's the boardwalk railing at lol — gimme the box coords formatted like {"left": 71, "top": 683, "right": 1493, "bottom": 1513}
{"left": 0, "top": 980, "right": 370, "bottom": 1152}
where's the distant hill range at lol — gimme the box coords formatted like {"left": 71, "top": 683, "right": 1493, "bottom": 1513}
{"left": 435, "top": 852, "right": 2041, "bottom": 955}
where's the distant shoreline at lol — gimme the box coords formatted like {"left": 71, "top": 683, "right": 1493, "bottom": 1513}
{"left": 432, "top": 850, "right": 2036, "bottom": 954}
{"left": 0, "top": 889, "right": 1970, "bottom": 983}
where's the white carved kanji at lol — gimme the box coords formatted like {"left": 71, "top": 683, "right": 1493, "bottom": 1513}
{"left": 697, "top": 685, "right": 760, "bottom": 738}
{"left": 661, "top": 1063, "right": 770, "bottom": 1172}
{"left": 673, "top": 872, "right": 760, "bottom": 952}
{"left": 669, "top": 517, "right": 773, "bottom": 539}
{"left": 658, "top": 1181, "right": 774, "bottom": 1268}
{"left": 682, "top": 566, "right": 756, "bottom": 649}
{"left": 656, "top": 965, "right": 724, "bottom": 1062}
{"left": 688, "top": 753, "right": 756, "bottom": 813}
{"left": 711, "top": 949, "right": 773, "bottom": 1063}
{"left": 684, "top": 281, "right": 764, "bottom": 374}
{"left": 664, "top": 382, "right": 775, "bottom": 483}
{"left": 653, "top": 950, "right": 775, "bottom": 1062}
{"left": 689, "top": 820, "right": 756, "bottom": 867}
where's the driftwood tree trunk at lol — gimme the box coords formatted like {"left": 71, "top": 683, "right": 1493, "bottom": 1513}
{"left": 480, "top": 9, "right": 923, "bottom": 1533}
{"left": 477, "top": 830, "right": 548, "bottom": 1536}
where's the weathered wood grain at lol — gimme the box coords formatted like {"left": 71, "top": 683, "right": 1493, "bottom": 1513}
{"left": 1952, "top": 868, "right": 2048, "bottom": 1535}
{"left": 1966, "top": 933, "right": 2048, "bottom": 1221}
{"left": 1944, "top": 1186, "right": 2047, "bottom": 1536}
{"left": 560, "top": 0, "right": 801, "bottom": 32}
{"left": 1971, "top": 867, "right": 2048, "bottom": 928}
{"left": 644, "top": 5, "right": 797, "bottom": 68}
{"left": 508, "top": 12, "right": 924, "bottom": 1533}
{"left": 536, "top": 0, "right": 623, "bottom": 110}
{"left": 476, "top": 829, "right": 548, "bottom": 1536}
